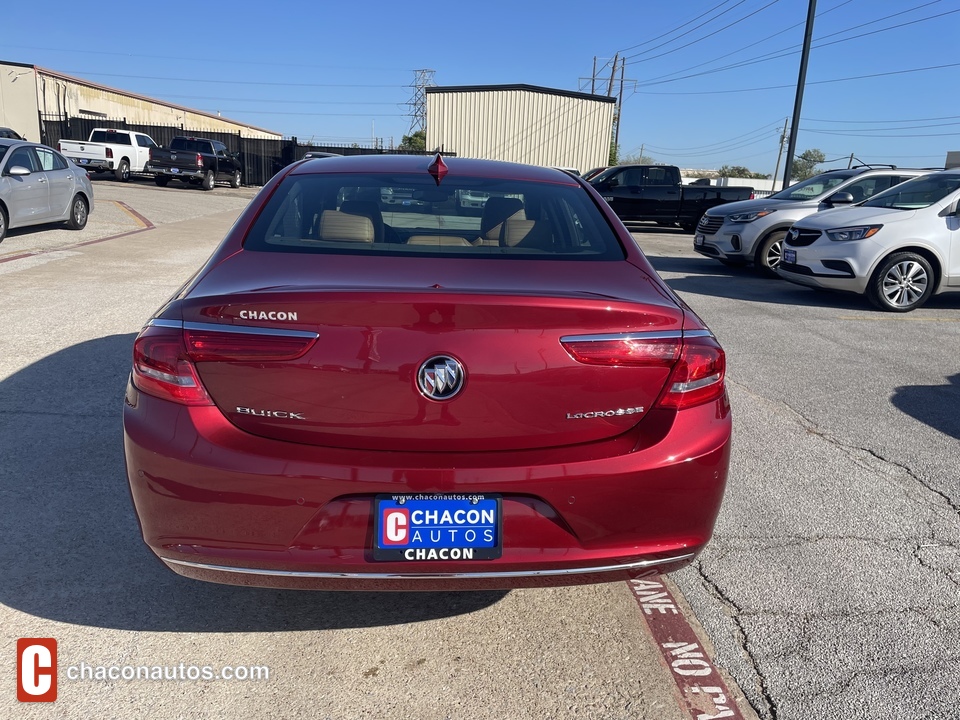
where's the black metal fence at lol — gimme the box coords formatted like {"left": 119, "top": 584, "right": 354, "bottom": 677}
{"left": 40, "top": 114, "right": 441, "bottom": 187}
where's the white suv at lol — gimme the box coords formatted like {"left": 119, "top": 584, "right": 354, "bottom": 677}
{"left": 694, "top": 167, "right": 928, "bottom": 274}
{"left": 777, "top": 169, "right": 960, "bottom": 312}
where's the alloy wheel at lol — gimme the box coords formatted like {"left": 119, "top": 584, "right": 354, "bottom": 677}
{"left": 881, "top": 260, "right": 928, "bottom": 308}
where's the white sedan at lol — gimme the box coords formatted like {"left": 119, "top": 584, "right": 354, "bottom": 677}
{"left": 0, "top": 138, "right": 94, "bottom": 244}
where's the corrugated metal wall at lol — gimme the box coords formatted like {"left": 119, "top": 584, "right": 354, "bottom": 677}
{"left": 427, "top": 88, "right": 614, "bottom": 173}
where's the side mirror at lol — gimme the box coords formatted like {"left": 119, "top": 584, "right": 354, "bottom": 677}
{"left": 8, "top": 166, "right": 31, "bottom": 176}
{"left": 938, "top": 199, "right": 960, "bottom": 217}
{"left": 827, "top": 191, "right": 855, "bottom": 206}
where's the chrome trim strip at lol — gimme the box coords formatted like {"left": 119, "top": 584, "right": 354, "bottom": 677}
{"left": 161, "top": 553, "right": 695, "bottom": 580}
{"left": 560, "top": 329, "right": 714, "bottom": 343}
{"left": 560, "top": 331, "right": 683, "bottom": 343}
{"left": 148, "top": 318, "right": 318, "bottom": 339}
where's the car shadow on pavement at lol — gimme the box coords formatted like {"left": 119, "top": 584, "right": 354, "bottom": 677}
{"left": 0, "top": 334, "right": 506, "bottom": 632}
{"left": 891, "top": 372, "right": 960, "bottom": 440}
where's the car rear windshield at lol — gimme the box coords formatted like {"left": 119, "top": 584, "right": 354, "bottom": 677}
{"left": 170, "top": 138, "right": 212, "bottom": 153}
{"left": 861, "top": 174, "right": 960, "bottom": 210}
{"left": 90, "top": 131, "right": 132, "bottom": 145}
{"left": 243, "top": 173, "right": 625, "bottom": 260}
{"left": 769, "top": 171, "right": 856, "bottom": 201}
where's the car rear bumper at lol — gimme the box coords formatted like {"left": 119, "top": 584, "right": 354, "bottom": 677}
{"left": 123, "top": 380, "right": 731, "bottom": 591}
{"left": 69, "top": 158, "right": 113, "bottom": 172}
{"left": 146, "top": 164, "right": 205, "bottom": 179}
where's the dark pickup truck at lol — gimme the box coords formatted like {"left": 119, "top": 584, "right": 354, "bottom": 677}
{"left": 145, "top": 136, "right": 242, "bottom": 190}
{"left": 589, "top": 164, "right": 753, "bottom": 232}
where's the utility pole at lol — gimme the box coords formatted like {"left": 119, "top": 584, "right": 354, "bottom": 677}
{"left": 772, "top": 118, "right": 788, "bottom": 191}
{"left": 782, "top": 0, "right": 817, "bottom": 189}
{"left": 615, "top": 58, "right": 626, "bottom": 150}
{"left": 591, "top": 57, "right": 597, "bottom": 94}
{"left": 607, "top": 53, "right": 619, "bottom": 96}
{"left": 847, "top": 153, "right": 854, "bottom": 168}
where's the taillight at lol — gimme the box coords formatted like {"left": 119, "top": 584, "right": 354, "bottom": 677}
{"left": 132, "top": 323, "right": 318, "bottom": 405}
{"left": 57, "top": 141, "right": 62, "bottom": 151}
{"left": 132, "top": 325, "right": 212, "bottom": 406}
{"left": 184, "top": 328, "right": 316, "bottom": 362}
{"left": 561, "top": 336, "right": 680, "bottom": 367}
{"left": 560, "top": 333, "right": 726, "bottom": 410}
{"left": 656, "top": 336, "right": 726, "bottom": 409}
{"left": 106, "top": 147, "right": 113, "bottom": 159}
{"left": 196, "top": 153, "right": 203, "bottom": 168}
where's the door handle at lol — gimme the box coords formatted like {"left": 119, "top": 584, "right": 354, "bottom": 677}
{"left": 38, "top": 177, "right": 47, "bottom": 183}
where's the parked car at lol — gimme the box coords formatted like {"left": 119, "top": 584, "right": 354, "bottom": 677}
{"left": 0, "top": 127, "right": 25, "bottom": 140}
{"left": 694, "top": 166, "right": 930, "bottom": 274}
{"left": 123, "top": 154, "right": 731, "bottom": 591}
{"left": 0, "top": 139, "right": 93, "bottom": 243}
{"left": 590, "top": 164, "right": 753, "bottom": 232}
{"left": 146, "top": 136, "right": 242, "bottom": 190}
{"left": 58, "top": 128, "right": 158, "bottom": 181}
{"left": 777, "top": 169, "right": 960, "bottom": 312}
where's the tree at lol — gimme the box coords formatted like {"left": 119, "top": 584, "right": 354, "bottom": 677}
{"left": 791, "top": 149, "right": 825, "bottom": 181}
{"left": 619, "top": 153, "right": 656, "bottom": 165}
{"left": 718, "top": 165, "right": 770, "bottom": 180}
{"left": 398, "top": 130, "right": 426, "bottom": 152}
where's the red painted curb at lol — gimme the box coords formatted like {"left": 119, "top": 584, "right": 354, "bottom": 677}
{"left": 627, "top": 576, "right": 747, "bottom": 720}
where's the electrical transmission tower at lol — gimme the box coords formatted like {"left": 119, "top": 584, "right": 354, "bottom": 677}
{"left": 407, "top": 69, "right": 436, "bottom": 135}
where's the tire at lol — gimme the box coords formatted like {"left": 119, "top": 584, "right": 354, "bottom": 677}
{"left": 201, "top": 170, "right": 215, "bottom": 191}
{"left": 866, "top": 251, "right": 934, "bottom": 312}
{"left": 229, "top": 169, "right": 241, "bottom": 189}
{"left": 66, "top": 195, "right": 88, "bottom": 230}
{"left": 155, "top": 175, "right": 170, "bottom": 187}
{"left": 0, "top": 206, "right": 7, "bottom": 244}
{"left": 755, "top": 230, "right": 787, "bottom": 275}
{"left": 115, "top": 159, "right": 130, "bottom": 182}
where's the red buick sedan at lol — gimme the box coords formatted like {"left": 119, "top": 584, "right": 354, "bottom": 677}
{"left": 123, "top": 154, "right": 731, "bottom": 591}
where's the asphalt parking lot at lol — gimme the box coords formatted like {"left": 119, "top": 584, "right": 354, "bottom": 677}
{"left": 2, "top": 178, "right": 958, "bottom": 719}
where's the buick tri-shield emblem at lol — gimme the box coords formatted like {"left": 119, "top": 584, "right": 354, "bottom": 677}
{"left": 417, "top": 356, "right": 465, "bottom": 400}
{"left": 787, "top": 228, "right": 799, "bottom": 243}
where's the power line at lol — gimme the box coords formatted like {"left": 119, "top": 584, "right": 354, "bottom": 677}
{"left": 643, "top": 120, "right": 783, "bottom": 152}
{"left": 623, "top": 0, "right": 781, "bottom": 64}
{"left": 621, "top": 0, "right": 750, "bottom": 60}
{"left": 614, "top": 0, "right": 740, "bottom": 54}
{"left": 59, "top": 70, "right": 400, "bottom": 88}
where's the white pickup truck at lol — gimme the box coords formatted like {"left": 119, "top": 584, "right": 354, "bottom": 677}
{"left": 58, "top": 128, "right": 158, "bottom": 181}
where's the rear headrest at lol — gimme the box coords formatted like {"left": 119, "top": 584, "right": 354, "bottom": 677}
{"left": 480, "top": 197, "right": 525, "bottom": 240}
{"left": 319, "top": 210, "right": 374, "bottom": 242}
{"left": 503, "top": 218, "right": 536, "bottom": 247}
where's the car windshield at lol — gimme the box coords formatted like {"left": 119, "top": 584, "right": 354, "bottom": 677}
{"left": 243, "top": 173, "right": 624, "bottom": 259}
{"left": 861, "top": 174, "right": 960, "bottom": 210}
{"left": 0, "top": 146, "right": 7, "bottom": 164}
{"left": 769, "top": 172, "right": 857, "bottom": 201}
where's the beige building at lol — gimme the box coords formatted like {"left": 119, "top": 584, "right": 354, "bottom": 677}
{"left": 0, "top": 60, "right": 281, "bottom": 142}
{"left": 426, "top": 84, "right": 615, "bottom": 173}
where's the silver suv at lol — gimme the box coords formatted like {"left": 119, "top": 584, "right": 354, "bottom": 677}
{"left": 693, "top": 167, "right": 929, "bottom": 274}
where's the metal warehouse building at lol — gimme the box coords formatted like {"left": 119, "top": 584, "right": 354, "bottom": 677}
{"left": 0, "top": 60, "right": 280, "bottom": 143}
{"left": 426, "top": 84, "right": 615, "bottom": 173}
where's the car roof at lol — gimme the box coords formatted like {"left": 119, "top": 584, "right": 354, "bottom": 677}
{"left": 290, "top": 154, "right": 581, "bottom": 184}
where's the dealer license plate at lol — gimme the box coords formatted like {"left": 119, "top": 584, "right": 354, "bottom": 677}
{"left": 783, "top": 249, "right": 796, "bottom": 264}
{"left": 694, "top": 233, "right": 705, "bottom": 246}
{"left": 374, "top": 494, "right": 502, "bottom": 561}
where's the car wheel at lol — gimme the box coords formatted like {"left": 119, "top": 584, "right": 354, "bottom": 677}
{"left": 866, "top": 252, "right": 934, "bottom": 312}
{"left": 230, "top": 169, "right": 241, "bottom": 189}
{"left": 155, "top": 175, "right": 170, "bottom": 187}
{"left": 115, "top": 159, "right": 130, "bottom": 182}
{"left": 0, "top": 206, "right": 7, "bottom": 244}
{"left": 202, "top": 170, "right": 215, "bottom": 191}
{"left": 756, "top": 230, "right": 786, "bottom": 275}
{"left": 66, "top": 195, "right": 88, "bottom": 230}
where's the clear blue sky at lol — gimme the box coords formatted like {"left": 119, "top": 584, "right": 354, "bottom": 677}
{"left": 3, "top": 0, "right": 957, "bottom": 176}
